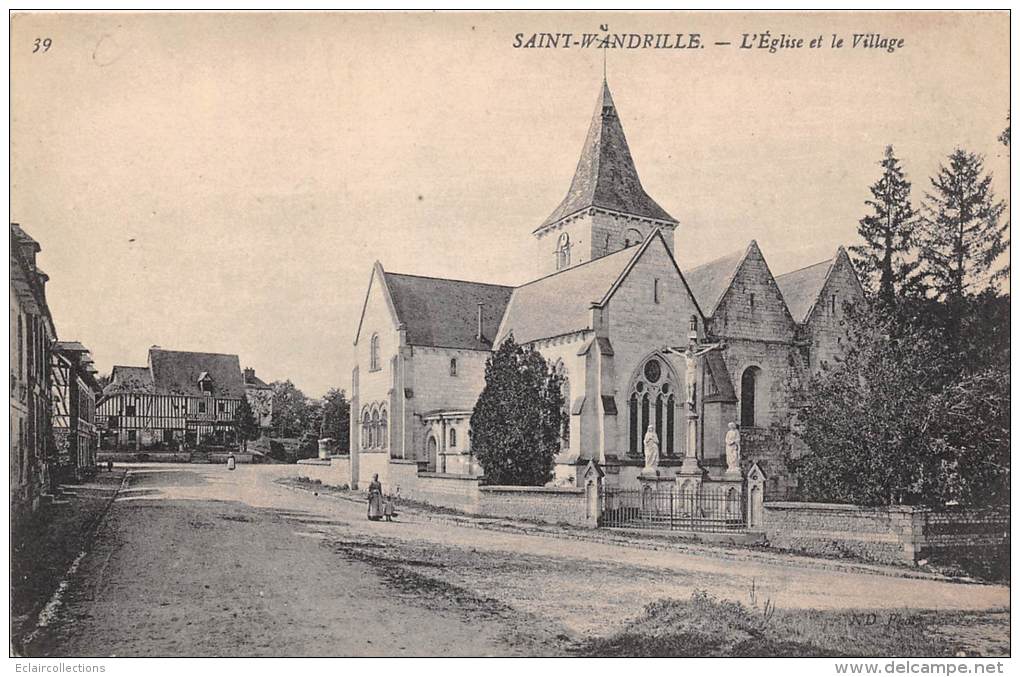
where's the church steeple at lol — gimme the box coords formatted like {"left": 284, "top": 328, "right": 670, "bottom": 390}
{"left": 538, "top": 80, "right": 677, "bottom": 230}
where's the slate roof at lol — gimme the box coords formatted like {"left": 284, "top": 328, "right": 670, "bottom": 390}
{"left": 703, "top": 351, "right": 737, "bottom": 403}
{"left": 495, "top": 244, "right": 639, "bottom": 345}
{"left": 149, "top": 349, "right": 246, "bottom": 398}
{"left": 10, "top": 224, "right": 55, "bottom": 334}
{"left": 683, "top": 249, "right": 746, "bottom": 317}
{"left": 384, "top": 273, "right": 515, "bottom": 350}
{"left": 539, "top": 81, "right": 676, "bottom": 229}
{"left": 54, "top": 341, "right": 89, "bottom": 353}
{"left": 244, "top": 373, "right": 272, "bottom": 389}
{"left": 106, "top": 366, "right": 154, "bottom": 395}
{"left": 775, "top": 258, "right": 833, "bottom": 323}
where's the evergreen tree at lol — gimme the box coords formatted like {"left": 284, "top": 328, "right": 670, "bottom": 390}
{"left": 470, "top": 334, "right": 563, "bottom": 486}
{"left": 320, "top": 388, "right": 351, "bottom": 451}
{"left": 849, "top": 146, "right": 920, "bottom": 307}
{"left": 234, "top": 396, "right": 260, "bottom": 452}
{"left": 916, "top": 150, "right": 1007, "bottom": 323}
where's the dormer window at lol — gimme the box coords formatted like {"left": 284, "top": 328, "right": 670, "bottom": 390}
{"left": 198, "top": 371, "right": 213, "bottom": 394}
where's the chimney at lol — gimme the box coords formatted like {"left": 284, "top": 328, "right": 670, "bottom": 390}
{"left": 244, "top": 367, "right": 255, "bottom": 383}
{"left": 476, "top": 303, "right": 484, "bottom": 341}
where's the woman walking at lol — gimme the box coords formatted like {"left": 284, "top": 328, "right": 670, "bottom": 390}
{"left": 367, "top": 473, "right": 383, "bottom": 521}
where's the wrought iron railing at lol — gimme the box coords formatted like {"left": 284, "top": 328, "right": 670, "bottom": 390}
{"left": 600, "top": 486, "right": 747, "bottom": 532}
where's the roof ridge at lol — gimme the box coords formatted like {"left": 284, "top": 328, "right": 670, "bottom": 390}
{"left": 384, "top": 270, "right": 514, "bottom": 290}
{"left": 775, "top": 256, "right": 834, "bottom": 279}
{"left": 515, "top": 243, "right": 640, "bottom": 290}
{"left": 685, "top": 247, "right": 746, "bottom": 273}
{"left": 149, "top": 348, "right": 240, "bottom": 358}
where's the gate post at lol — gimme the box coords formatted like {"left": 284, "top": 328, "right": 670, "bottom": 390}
{"left": 746, "top": 462, "right": 766, "bottom": 528}
{"left": 582, "top": 460, "right": 605, "bottom": 528}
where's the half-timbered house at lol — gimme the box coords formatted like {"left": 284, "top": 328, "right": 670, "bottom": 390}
{"left": 98, "top": 348, "right": 271, "bottom": 451}
{"left": 51, "top": 341, "right": 101, "bottom": 480}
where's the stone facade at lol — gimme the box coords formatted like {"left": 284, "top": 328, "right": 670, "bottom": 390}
{"left": 10, "top": 223, "right": 57, "bottom": 527}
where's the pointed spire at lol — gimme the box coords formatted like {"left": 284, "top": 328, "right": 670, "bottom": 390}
{"left": 538, "top": 80, "right": 676, "bottom": 230}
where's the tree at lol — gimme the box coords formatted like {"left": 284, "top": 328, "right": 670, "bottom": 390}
{"left": 320, "top": 388, "right": 351, "bottom": 451}
{"left": 268, "top": 380, "right": 314, "bottom": 438}
{"left": 794, "top": 303, "right": 1008, "bottom": 507}
{"left": 234, "top": 396, "right": 260, "bottom": 452}
{"left": 470, "top": 334, "right": 563, "bottom": 486}
{"left": 795, "top": 306, "right": 949, "bottom": 506}
{"left": 849, "top": 146, "right": 920, "bottom": 307}
{"left": 916, "top": 150, "right": 1007, "bottom": 329}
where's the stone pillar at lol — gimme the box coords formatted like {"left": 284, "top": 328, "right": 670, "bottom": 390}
{"left": 675, "top": 410, "right": 704, "bottom": 492}
{"left": 318, "top": 438, "right": 332, "bottom": 460}
{"left": 746, "top": 462, "right": 766, "bottom": 529}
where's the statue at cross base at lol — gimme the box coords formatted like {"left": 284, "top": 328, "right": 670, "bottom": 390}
{"left": 642, "top": 424, "right": 659, "bottom": 473}
{"left": 725, "top": 421, "right": 741, "bottom": 473}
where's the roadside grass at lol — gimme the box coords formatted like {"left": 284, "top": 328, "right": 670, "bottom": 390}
{"left": 582, "top": 590, "right": 993, "bottom": 657}
{"left": 11, "top": 471, "right": 125, "bottom": 652}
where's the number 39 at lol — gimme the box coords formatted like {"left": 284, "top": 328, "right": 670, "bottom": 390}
{"left": 33, "top": 38, "right": 52, "bottom": 53}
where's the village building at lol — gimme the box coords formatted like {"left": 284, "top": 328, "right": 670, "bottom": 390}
{"left": 51, "top": 341, "right": 101, "bottom": 481}
{"left": 10, "top": 223, "right": 58, "bottom": 525}
{"left": 243, "top": 367, "right": 274, "bottom": 429}
{"left": 97, "top": 347, "right": 273, "bottom": 452}
{"left": 349, "top": 81, "right": 863, "bottom": 497}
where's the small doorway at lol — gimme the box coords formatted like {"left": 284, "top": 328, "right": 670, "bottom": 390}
{"left": 427, "top": 435, "right": 438, "bottom": 472}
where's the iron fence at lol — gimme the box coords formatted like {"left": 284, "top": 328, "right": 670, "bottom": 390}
{"left": 600, "top": 486, "right": 746, "bottom": 532}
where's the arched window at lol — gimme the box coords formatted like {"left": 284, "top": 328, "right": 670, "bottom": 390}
{"left": 624, "top": 228, "right": 643, "bottom": 247}
{"left": 449, "top": 358, "right": 458, "bottom": 376}
{"left": 740, "top": 366, "right": 761, "bottom": 428}
{"left": 369, "top": 334, "right": 380, "bottom": 371}
{"left": 555, "top": 233, "right": 571, "bottom": 270}
{"left": 628, "top": 356, "right": 678, "bottom": 459}
{"left": 449, "top": 427, "right": 457, "bottom": 448}
{"left": 379, "top": 408, "right": 388, "bottom": 450}
{"left": 361, "top": 408, "right": 371, "bottom": 449}
{"left": 371, "top": 408, "right": 380, "bottom": 447}
{"left": 555, "top": 361, "right": 570, "bottom": 450}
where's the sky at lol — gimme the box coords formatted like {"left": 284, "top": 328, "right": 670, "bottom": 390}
{"left": 10, "top": 11, "right": 1010, "bottom": 397}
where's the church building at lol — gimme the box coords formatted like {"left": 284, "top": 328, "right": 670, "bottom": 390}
{"left": 350, "top": 81, "right": 863, "bottom": 497}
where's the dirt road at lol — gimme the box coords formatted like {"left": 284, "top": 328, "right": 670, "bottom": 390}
{"left": 29, "top": 463, "right": 1009, "bottom": 657}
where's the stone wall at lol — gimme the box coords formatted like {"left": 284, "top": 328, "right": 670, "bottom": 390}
{"left": 479, "top": 485, "right": 596, "bottom": 527}
{"left": 385, "top": 460, "right": 597, "bottom": 527}
{"left": 290, "top": 455, "right": 351, "bottom": 486}
{"left": 98, "top": 451, "right": 192, "bottom": 463}
{"left": 357, "top": 451, "right": 390, "bottom": 488}
{"left": 763, "top": 501, "right": 1009, "bottom": 566}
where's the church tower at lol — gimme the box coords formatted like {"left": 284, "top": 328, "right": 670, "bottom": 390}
{"left": 534, "top": 80, "right": 678, "bottom": 276}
